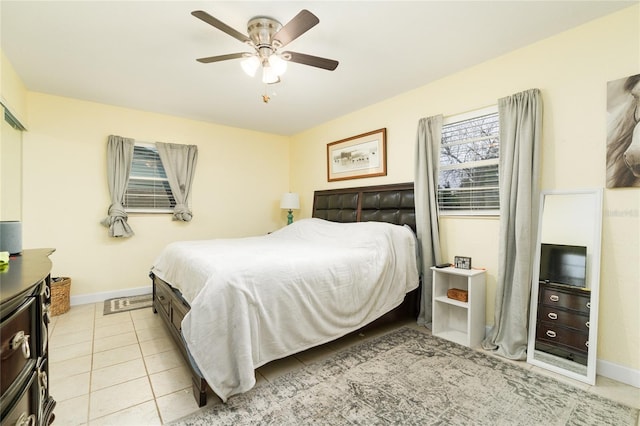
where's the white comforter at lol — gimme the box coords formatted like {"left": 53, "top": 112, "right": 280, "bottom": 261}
{"left": 151, "top": 218, "right": 419, "bottom": 402}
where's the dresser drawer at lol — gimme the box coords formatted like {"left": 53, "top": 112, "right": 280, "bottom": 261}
{"left": 536, "top": 322, "right": 589, "bottom": 354}
{"left": 537, "top": 306, "right": 590, "bottom": 332}
{"left": 154, "top": 281, "right": 171, "bottom": 318}
{"left": 1, "top": 297, "right": 38, "bottom": 396}
{"left": 171, "top": 296, "right": 189, "bottom": 333}
{"left": 539, "top": 285, "right": 590, "bottom": 313}
{"left": 534, "top": 340, "right": 588, "bottom": 366}
{"left": 0, "top": 370, "right": 38, "bottom": 425}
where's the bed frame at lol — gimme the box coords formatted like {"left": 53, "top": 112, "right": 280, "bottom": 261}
{"left": 151, "top": 182, "right": 420, "bottom": 407}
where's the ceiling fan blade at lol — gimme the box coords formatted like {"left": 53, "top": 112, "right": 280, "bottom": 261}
{"left": 282, "top": 51, "right": 339, "bottom": 71}
{"left": 196, "top": 53, "right": 247, "bottom": 64}
{"left": 191, "top": 10, "right": 251, "bottom": 44}
{"left": 272, "top": 10, "right": 319, "bottom": 48}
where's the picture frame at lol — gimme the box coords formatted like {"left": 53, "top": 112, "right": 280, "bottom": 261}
{"left": 327, "top": 128, "right": 387, "bottom": 182}
{"left": 454, "top": 256, "right": 472, "bottom": 270}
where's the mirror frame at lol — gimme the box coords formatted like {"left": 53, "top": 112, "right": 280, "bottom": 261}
{"left": 527, "top": 188, "right": 603, "bottom": 384}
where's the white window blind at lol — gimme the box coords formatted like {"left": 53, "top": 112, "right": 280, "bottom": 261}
{"left": 438, "top": 107, "right": 500, "bottom": 215}
{"left": 124, "top": 143, "right": 176, "bottom": 213}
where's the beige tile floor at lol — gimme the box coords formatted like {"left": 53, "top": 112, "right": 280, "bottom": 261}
{"left": 48, "top": 303, "right": 640, "bottom": 425}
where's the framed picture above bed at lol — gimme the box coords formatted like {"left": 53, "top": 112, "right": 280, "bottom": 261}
{"left": 327, "top": 128, "right": 387, "bottom": 182}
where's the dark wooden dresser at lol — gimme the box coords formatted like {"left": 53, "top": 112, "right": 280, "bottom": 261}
{"left": 535, "top": 281, "right": 590, "bottom": 366}
{"left": 1, "top": 249, "right": 56, "bottom": 425}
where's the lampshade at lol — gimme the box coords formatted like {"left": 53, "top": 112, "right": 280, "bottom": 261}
{"left": 268, "top": 54, "right": 287, "bottom": 76}
{"left": 240, "top": 56, "right": 260, "bottom": 77}
{"left": 262, "top": 65, "right": 279, "bottom": 84}
{"left": 280, "top": 192, "right": 300, "bottom": 210}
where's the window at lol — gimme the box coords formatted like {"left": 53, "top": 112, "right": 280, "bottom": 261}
{"left": 438, "top": 107, "right": 500, "bottom": 215}
{"left": 124, "top": 143, "right": 176, "bottom": 213}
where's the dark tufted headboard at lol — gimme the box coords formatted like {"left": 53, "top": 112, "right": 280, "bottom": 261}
{"left": 312, "top": 182, "right": 416, "bottom": 230}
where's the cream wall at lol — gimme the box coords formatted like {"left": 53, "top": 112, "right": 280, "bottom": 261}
{"left": 1, "top": 53, "right": 27, "bottom": 221}
{"left": 290, "top": 6, "right": 639, "bottom": 372}
{"left": 21, "top": 93, "right": 291, "bottom": 297}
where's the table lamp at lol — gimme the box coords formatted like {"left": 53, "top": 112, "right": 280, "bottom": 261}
{"left": 280, "top": 192, "right": 300, "bottom": 225}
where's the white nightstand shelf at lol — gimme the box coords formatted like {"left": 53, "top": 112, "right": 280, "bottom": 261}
{"left": 431, "top": 266, "right": 486, "bottom": 348}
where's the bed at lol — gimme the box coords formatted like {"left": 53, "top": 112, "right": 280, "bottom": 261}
{"left": 149, "top": 182, "right": 421, "bottom": 406}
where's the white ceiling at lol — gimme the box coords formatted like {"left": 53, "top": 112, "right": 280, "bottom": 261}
{"left": 1, "top": 1, "right": 635, "bottom": 135}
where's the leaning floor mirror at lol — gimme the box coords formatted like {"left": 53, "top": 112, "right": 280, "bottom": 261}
{"left": 527, "top": 188, "right": 603, "bottom": 384}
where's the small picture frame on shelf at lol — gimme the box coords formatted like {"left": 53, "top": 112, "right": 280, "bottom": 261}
{"left": 454, "top": 256, "right": 472, "bottom": 270}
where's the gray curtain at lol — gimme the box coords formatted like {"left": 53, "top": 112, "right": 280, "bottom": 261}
{"left": 483, "top": 88, "right": 542, "bottom": 359}
{"left": 415, "top": 115, "right": 444, "bottom": 327}
{"left": 101, "top": 135, "right": 135, "bottom": 238}
{"left": 156, "top": 142, "right": 198, "bottom": 221}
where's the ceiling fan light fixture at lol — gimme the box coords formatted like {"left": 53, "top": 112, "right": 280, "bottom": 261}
{"left": 192, "top": 9, "right": 338, "bottom": 93}
{"left": 240, "top": 55, "right": 260, "bottom": 77}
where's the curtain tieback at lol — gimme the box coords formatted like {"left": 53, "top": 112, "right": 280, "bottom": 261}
{"left": 173, "top": 204, "right": 193, "bottom": 222}
{"left": 101, "top": 203, "right": 128, "bottom": 226}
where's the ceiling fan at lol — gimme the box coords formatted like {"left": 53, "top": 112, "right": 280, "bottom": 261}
{"left": 191, "top": 9, "right": 339, "bottom": 85}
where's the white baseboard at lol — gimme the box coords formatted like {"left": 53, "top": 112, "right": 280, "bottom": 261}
{"left": 70, "top": 285, "right": 152, "bottom": 306}
{"left": 597, "top": 359, "right": 640, "bottom": 389}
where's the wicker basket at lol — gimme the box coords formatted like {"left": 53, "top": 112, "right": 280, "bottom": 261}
{"left": 51, "top": 277, "right": 71, "bottom": 316}
{"left": 447, "top": 288, "right": 468, "bottom": 303}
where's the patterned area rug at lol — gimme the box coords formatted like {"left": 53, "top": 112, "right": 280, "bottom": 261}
{"left": 103, "top": 294, "right": 152, "bottom": 315}
{"left": 172, "top": 327, "right": 638, "bottom": 426}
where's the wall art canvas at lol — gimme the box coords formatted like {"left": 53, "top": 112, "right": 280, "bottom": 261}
{"left": 606, "top": 73, "right": 640, "bottom": 188}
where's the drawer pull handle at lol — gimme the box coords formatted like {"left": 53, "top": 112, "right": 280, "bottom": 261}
{"left": 546, "top": 330, "right": 557, "bottom": 338}
{"left": 549, "top": 295, "right": 559, "bottom": 302}
{"left": 39, "top": 369, "right": 48, "bottom": 390}
{"left": 547, "top": 312, "right": 558, "bottom": 320}
{"left": 585, "top": 321, "right": 590, "bottom": 328}
{"left": 10, "top": 331, "right": 31, "bottom": 359}
{"left": 586, "top": 302, "right": 591, "bottom": 309}
{"left": 15, "top": 413, "right": 35, "bottom": 426}
{"left": 43, "top": 303, "right": 51, "bottom": 324}
{"left": 585, "top": 341, "right": 589, "bottom": 348}
{"left": 44, "top": 284, "right": 50, "bottom": 299}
